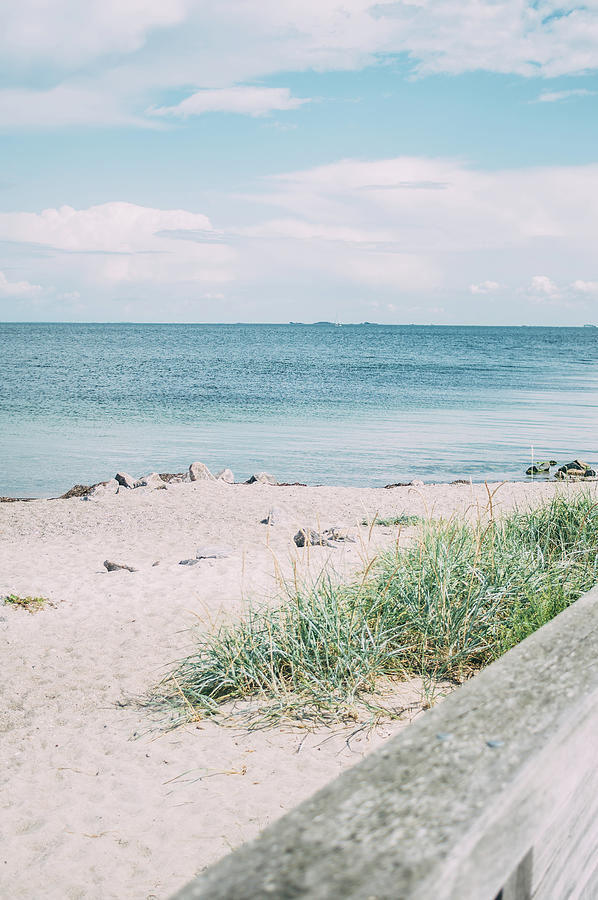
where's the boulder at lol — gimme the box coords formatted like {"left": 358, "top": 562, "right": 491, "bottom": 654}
{"left": 115, "top": 471, "right": 135, "bottom": 489}
{"left": 293, "top": 528, "right": 334, "bottom": 548}
{"left": 189, "top": 461, "right": 214, "bottom": 481}
{"left": 215, "top": 468, "right": 235, "bottom": 484}
{"left": 60, "top": 484, "right": 92, "bottom": 499}
{"left": 86, "top": 479, "right": 119, "bottom": 498}
{"left": 134, "top": 472, "right": 164, "bottom": 489}
{"left": 104, "top": 560, "right": 137, "bottom": 573}
{"left": 196, "top": 545, "right": 232, "bottom": 559}
{"left": 246, "top": 472, "right": 278, "bottom": 485}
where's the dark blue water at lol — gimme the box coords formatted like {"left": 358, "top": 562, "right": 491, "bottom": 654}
{"left": 1, "top": 323, "right": 597, "bottom": 497}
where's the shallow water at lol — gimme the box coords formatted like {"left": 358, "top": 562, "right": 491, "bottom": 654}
{"left": 1, "top": 323, "right": 597, "bottom": 496}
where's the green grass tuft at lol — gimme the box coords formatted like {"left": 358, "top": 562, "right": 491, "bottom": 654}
{"left": 4, "top": 594, "right": 50, "bottom": 612}
{"left": 360, "top": 514, "right": 420, "bottom": 527}
{"left": 157, "top": 494, "right": 598, "bottom": 727}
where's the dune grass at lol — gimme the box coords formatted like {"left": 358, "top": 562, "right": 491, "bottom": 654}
{"left": 360, "top": 514, "right": 420, "bottom": 527}
{"left": 158, "top": 494, "right": 598, "bottom": 727}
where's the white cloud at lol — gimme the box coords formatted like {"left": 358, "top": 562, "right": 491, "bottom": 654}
{"left": 572, "top": 279, "right": 598, "bottom": 293}
{"left": 536, "top": 88, "right": 596, "bottom": 102}
{"left": 250, "top": 157, "right": 598, "bottom": 254}
{"left": 522, "top": 274, "right": 598, "bottom": 307}
{"left": 0, "top": 271, "right": 43, "bottom": 297}
{"left": 2, "top": 158, "right": 598, "bottom": 320}
{"left": 470, "top": 280, "right": 500, "bottom": 294}
{"left": 0, "top": 201, "right": 213, "bottom": 252}
{"left": 0, "top": 0, "right": 188, "bottom": 67}
{"left": 0, "top": 86, "right": 151, "bottom": 128}
{"left": 0, "top": 202, "right": 234, "bottom": 288}
{"left": 2, "top": 1, "right": 598, "bottom": 127}
{"left": 529, "top": 275, "right": 560, "bottom": 297}
{"left": 150, "top": 86, "right": 309, "bottom": 118}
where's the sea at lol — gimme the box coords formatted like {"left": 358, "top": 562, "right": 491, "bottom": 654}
{"left": 1, "top": 323, "right": 597, "bottom": 498}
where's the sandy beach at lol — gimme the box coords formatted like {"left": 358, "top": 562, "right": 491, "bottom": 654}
{"left": 1, "top": 477, "right": 594, "bottom": 900}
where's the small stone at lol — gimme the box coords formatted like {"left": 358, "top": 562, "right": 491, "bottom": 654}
{"left": 246, "top": 472, "right": 278, "bottom": 485}
{"left": 324, "top": 527, "right": 356, "bottom": 543}
{"left": 179, "top": 558, "right": 200, "bottom": 566}
{"left": 159, "top": 473, "right": 186, "bottom": 483}
{"left": 134, "top": 472, "right": 164, "bottom": 489}
{"left": 215, "top": 468, "right": 234, "bottom": 483}
{"left": 293, "top": 529, "right": 334, "bottom": 548}
{"left": 115, "top": 472, "right": 135, "bottom": 489}
{"left": 104, "top": 560, "right": 137, "bottom": 573}
{"left": 260, "top": 506, "right": 286, "bottom": 525}
{"left": 195, "top": 545, "right": 232, "bottom": 559}
{"left": 188, "top": 461, "right": 214, "bottom": 481}
{"left": 152, "top": 561, "right": 160, "bottom": 567}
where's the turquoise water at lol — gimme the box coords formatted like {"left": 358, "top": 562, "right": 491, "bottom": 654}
{"left": 1, "top": 323, "right": 597, "bottom": 497}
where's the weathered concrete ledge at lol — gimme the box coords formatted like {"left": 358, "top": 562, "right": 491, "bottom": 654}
{"left": 171, "top": 585, "right": 598, "bottom": 900}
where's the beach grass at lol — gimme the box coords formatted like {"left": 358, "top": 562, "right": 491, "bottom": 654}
{"left": 360, "top": 514, "right": 420, "bottom": 527}
{"left": 159, "top": 494, "right": 598, "bottom": 726}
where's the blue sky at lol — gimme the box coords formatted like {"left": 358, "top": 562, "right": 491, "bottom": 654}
{"left": 1, "top": 1, "right": 598, "bottom": 324}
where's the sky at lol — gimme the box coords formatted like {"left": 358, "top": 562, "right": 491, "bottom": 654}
{"left": 1, "top": 0, "right": 598, "bottom": 325}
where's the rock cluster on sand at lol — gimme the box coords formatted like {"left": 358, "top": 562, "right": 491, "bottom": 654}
{"left": 555, "top": 460, "right": 596, "bottom": 479}
{"left": 59, "top": 460, "right": 239, "bottom": 499}
{"left": 293, "top": 526, "right": 357, "bottom": 547}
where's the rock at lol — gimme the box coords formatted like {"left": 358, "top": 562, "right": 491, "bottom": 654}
{"left": 134, "top": 472, "right": 164, "bottom": 489}
{"left": 189, "top": 461, "right": 214, "bottom": 481}
{"left": 115, "top": 472, "right": 135, "bottom": 489}
{"left": 260, "top": 506, "right": 287, "bottom": 525}
{"left": 87, "top": 479, "right": 119, "bottom": 498}
{"left": 293, "top": 528, "right": 334, "bottom": 548}
{"left": 526, "top": 460, "right": 557, "bottom": 476}
{"left": 159, "top": 472, "right": 186, "bottom": 483}
{"left": 60, "top": 484, "right": 92, "bottom": 499}
{"left": 556, "top": 460, "right": 596, "bottom": 479}
{"left": 152, "top": 561, "right": 160, "bottom": 567}
{"left": 104, "top": 560, "right": 137, "bottom": 573}
{"left": 324, "top": 527, "right": 356, "bottom": 543}
{"left": 195, "top": 545, "right": 232, "bottom": 559}
{"left": 411, "top": 479, "right": 424, "bottom": 487}
{"left": 215, "top": 468, "right": 235, "bottom": 484}
{"left": 179, "top": 558, "right": 200, "bottom": 566}
{"left": 246, "top": 472, "right": 278, "bottom": 485}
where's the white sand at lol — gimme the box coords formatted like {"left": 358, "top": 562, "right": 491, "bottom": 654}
{"left": 1, "top": 478, "right": 592, "bottom": 899}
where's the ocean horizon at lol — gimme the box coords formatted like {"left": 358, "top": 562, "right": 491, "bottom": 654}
{"left": 2, "top": 322, "right": 597, "bottom": 497}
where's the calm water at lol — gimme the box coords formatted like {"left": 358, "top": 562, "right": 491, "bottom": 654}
{"left": 1, "top": 323, "right": 597, "bottom": 497}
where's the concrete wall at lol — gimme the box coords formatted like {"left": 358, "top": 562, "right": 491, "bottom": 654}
{"left": 171, "top": 584, "right": 598, "bottom": 900}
